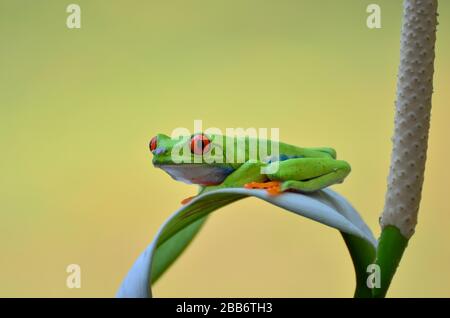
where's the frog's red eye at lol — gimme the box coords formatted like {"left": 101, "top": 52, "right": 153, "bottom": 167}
{"left": 190, "top": 134, "right": 211, "bottom": 155}
{"left": 149, "top": 136, "right": 157, "bottom": 152}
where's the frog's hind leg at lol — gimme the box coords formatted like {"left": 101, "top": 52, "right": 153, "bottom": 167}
{"left": 279, "top": 174, "right": 342, "bottom": 193}
{"left": 267, "top": 158, "right": 351, "bottom": 193}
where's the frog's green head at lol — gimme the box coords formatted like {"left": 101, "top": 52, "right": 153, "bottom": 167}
{"left": 149, "top": 133, "right": 224, "bottom": 165}
{"left": 148, "top": 133, "right": 236, "bottom": 185}
{"left": 149, "top": 133, "right": 180, "bottom": 165}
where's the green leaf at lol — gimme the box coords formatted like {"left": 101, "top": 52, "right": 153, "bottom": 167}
{"left": 117, "top": 188, "right": 376, "bottom": 298}
{"left": 372, "top": 225, "right": 408, "bottom": 298}
{"left": 151, "top": 216, "right": 208, "bottom": 283}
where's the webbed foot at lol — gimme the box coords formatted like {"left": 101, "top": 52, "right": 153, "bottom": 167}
{"left": 244, "top": 181, "right": 282, "bottom": 195}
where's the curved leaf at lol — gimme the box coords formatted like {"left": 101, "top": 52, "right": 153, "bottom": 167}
{"left": 116, "top": 188, "right": 376, "bottom": 298}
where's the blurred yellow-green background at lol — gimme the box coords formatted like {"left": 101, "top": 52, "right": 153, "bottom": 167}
{"left": 1, "top": 0, "right": 449, "bottom": 297}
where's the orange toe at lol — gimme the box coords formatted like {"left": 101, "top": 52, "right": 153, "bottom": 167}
{"left": 244, "top": 181, "right": 280, "bottom": 189}
{"left": 181, "top": 196, "right": 196, "bottom": 205}
{"left": 267, "top": 185, "right": 282, "bottom": 195}
{"left": 244, "top": 181, "right": 282, "bottom": 196}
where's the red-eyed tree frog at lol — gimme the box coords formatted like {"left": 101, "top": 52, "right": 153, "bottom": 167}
{"left": 149, "top": 133, "right": 351, "bottom": 204}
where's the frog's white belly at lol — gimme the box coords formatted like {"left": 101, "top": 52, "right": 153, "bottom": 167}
{"left": 156, "top": 164, "right": 234, "bottom": 186}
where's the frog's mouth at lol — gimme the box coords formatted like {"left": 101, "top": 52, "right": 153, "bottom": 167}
{"left": 154, "top": 164, "right": 234, "bottom": 186}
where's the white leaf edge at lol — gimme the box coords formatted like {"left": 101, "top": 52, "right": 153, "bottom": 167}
{"left": 116, "top": 188, "right": 376, "bottom": 298}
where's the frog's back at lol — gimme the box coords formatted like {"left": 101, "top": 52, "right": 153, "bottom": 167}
{"left": 219, "top": 134, "right": 336, "bottom": 161}
{"left": 278, "top": 142, "right": 337, "bottom": 159}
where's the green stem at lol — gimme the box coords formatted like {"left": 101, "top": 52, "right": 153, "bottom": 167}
{"left": 341, "top": 233, "right": 376, "bottom": 298}
{"left": 372, "top": 226, "right": 408, "bottom": 298}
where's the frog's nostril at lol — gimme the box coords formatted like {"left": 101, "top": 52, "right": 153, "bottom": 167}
{"left": 154, "top": 147, "right": 165, "bottom": 155}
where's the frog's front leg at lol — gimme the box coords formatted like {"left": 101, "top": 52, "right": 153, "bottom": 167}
{"left": 200, "top": 161, "right": 268, "bottom": 194}
{"left": 265, "top": 158, "right": 351, "bottom": 193}
{"left": 181, "top": 162, "right": 268, "bottom": 204}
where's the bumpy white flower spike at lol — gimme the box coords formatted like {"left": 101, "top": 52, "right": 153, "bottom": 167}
{"left": 381, "top": 0, "right": 438, "bottom": 239}
{"left": 374, "top": 0, "right": 438, "bottom": 298}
